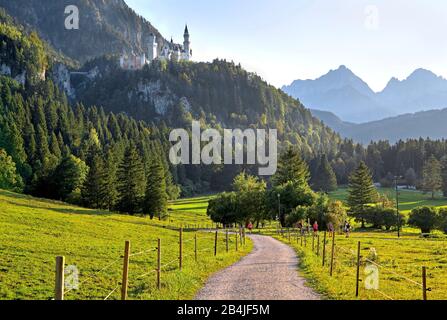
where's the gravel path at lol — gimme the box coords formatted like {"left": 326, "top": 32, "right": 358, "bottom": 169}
{"left": 195, "top": 235, "right": 321, "bottom": 300}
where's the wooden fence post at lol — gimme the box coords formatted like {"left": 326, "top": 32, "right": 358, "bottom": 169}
{"left": 194, "top": 233, "right": 198, "bottom": 262}
{"left": 304, "top": 234, "right": 307, "bottom": 248}
{"left": 214, "top": 230, "right": 218, "bottom": 256}
{"left": 157, "top": 239, "right": 161, "bottom": 290}
{"left": 312, "top": 234, "right": 315, "bottom": 252}
{"left": 356, "top": 241, "right": 361, "bottom": 297}
{"left": 422, "top": 267, "right": 428, "bottom": 301}
{"left": 179, "top": 228, "right": 183, "bottom": 271}
{"left": 330, "top": 232, "right": 335, "bottom": 276}
{"left": 322, "top": 231, "right": 327, "bottom": 266}
{"left": 317, "top": 235, "right": 320, "bottom": 256}
{"left": 243, "top": 228, "right": 246, "bottom": 245}
{"left": 226, "top": 230, "right": 229, "bottom": 253}
{"left": 121, "top": 240, "right": 130, "bottom": 300}
{"left": 55, "top": 256, "right": 65, "bottom": 300}
{"left": 235, "top": 233, "right": 238, "bottom": 252}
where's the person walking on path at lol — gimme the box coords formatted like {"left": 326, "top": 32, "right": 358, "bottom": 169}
{"left": 344, "top": 221, "right": 351, "bottom": 238}
{"left": 312, "top": 221, "right": 319, "bottom": 235}
{"left": 328, "top": 222, "right": 334, "bottom": 233}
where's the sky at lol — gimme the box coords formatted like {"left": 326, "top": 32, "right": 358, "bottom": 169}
{"left": 126, "top": 0, "right": 447, "bottom": 92}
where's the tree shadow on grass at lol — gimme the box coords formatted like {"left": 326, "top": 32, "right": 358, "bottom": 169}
{"left": 2, "top": 199, "right": 112, "bottom": 217}
{"left": 173, "top": 205, "right": 208, "bottom": 211}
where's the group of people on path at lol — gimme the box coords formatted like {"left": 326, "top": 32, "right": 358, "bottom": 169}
{"left": 295, "top": 220, "right": 352, "bottom": 238}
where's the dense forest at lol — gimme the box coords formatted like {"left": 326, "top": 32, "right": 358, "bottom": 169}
{"left": 2, "top": 12, "right": 447, "bottom": 219}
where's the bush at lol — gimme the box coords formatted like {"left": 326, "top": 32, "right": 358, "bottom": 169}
{"left": 438, "top": 208, "right": 447, "bottom": 234}
{"left": 207, "top": 192, "right": 239, "bottom": 225}
{"left": 285, "top": 206, "right": 308, "bottom": 227}
{"left": 364, "top": 207, "right": 403, "bottom": 230}
{"left": 408, "top": 207, "right": 439, "bottom": 234}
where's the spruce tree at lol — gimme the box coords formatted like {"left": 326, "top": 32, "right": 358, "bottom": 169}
{"left": 143, "top": 157, "right": 168, "bottom": 220}
{"left": 347, "top": 161, "right": 377, "bottom": 228}
{"left": 102, "top": 149, "right": 119, "bottom": 211}
{"left": 116, "top": 143, "right": 145, "bottom": 215}
{"left": 272, "top": 147, "right": 310, "bottom": 187}
{"left": 423, "top": 155, "right": 442, "bottom": 199}
{"left": 442, "top": 158, "right": 447, "bottom": 198}
{"left": 81, "top": 147, "right": 106, "bottom": 209}
{"left": 312, "top": 154, "right": 337, "bottom": 193}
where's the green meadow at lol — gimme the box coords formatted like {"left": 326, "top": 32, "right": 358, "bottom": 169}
{"left": 330, "top": 187, "right": 447, "bottom": 215}
{"left": 263, "top": 187, "right": 447, "bottom": 300}
{"left": 0, "top": 190, "right": 251, "bottom": 300}
{"left": 267, "top": 230, "right": 447, "bottom": 300}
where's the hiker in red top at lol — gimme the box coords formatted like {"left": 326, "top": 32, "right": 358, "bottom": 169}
{"left": 313, "top": 221, "right": 319, "bottom": 235}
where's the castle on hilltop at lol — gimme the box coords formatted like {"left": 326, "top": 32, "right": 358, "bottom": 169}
{"left": 120, "top": 25, "right": 192, "bottom": 70}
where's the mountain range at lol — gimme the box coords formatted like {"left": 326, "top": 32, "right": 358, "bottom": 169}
{"left": 2, "top": 0, "right": 447, "bottom": 145}
{"left": 311, "top": 108, "right": 447, "bottom": 144}
{"left": 282, "top": 66, "right": 447, "bottom": 124}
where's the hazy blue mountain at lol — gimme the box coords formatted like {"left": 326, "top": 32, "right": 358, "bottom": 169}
{"left": 310, "top": 108, "right": 447, "bottom": 144}
{"left": 309, "top": 109, "right": 355, "bottom": 133}
{"left": 284, "top": 66, "right": 447, "bottom": 123}
{"left": 379, "top": 68, "right": 447, "bottom": 114}
{"left": 282, "top": 66, "right": 391, "bottom": 123}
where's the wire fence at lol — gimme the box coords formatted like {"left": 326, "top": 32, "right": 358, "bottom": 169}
{"left": 257, "top": 227, "right": 441, "bottom": 300}
{"left": 54, "top": 226, "right": 248, "bottom": 300}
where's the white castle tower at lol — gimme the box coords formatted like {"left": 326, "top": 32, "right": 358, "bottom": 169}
{"left": 182, "top": 24, "right": 191, "bottom": 61}
{"left": 148, "top": 33, "right": 158, "bottom": 62}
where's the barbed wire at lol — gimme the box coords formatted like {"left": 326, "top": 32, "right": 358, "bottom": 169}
{"left": 64, "top": 257, "right": 122, "bottom": 295}
{"left": 135, "top": 269, "right": 157, "bottom": 280}
{"left": 104, "top": 284, "right": 120, "bottom": 300}
{"left": 363, "top": 257, "right": 423, "bottom": 288}
{"left": 373, "top": 288, "right": 394, "bottom": 300}
{"left": 129, "top": 248, "right": 157, "bottom": 258}
{"left": 160, "top": 258, "right": 179, "bottom": 270}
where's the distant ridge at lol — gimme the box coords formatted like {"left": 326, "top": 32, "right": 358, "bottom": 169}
{"left": 283, "top": 66, "right": 447, "bottom": 123}
{"left": 310, "top": 108, "right": 447, "bottom": 144}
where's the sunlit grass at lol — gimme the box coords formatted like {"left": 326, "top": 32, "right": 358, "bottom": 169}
{"left": 261, "top": 228, "right": 447, "bottom": 300}
{"left": 0, "top": 190, "right": 251, "bottom": 300}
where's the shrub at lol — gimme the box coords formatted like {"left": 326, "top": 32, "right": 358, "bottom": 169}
{"left": 408, "top": 207, "right": 439, "bottom": 234}
{"left": 438, "top": 208, "right": 447, "bottom": 234}
{"left": 285, "top": 206, "right": 308, "bottom": 227}
{"left": 364, "top": 206, "right": 405, "bottom": 230}
{"left": 207, "top": 192, "right": 239, "bottom": 225}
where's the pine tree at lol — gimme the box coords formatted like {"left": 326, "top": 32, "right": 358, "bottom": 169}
{"left": 312, "top": 154, "right": 337, "bottom": 193}
{"left": 116, "top": 143, "right": 145, "bottom": 214}
{"left": 143, "top": 157, "right": 168, "bottom": 220}
{"left": 102, "top": 149, "right": 119, "bottom": 211}
{"left": 442, "top": 158, "right": 447, "bottom": 198}
{"left": 347, "top": 161, "right": 377, "bottom": 228}
{"left": 272, "top": 147, "right": 310, "bottom": 187}
{"left": 50, "top": 132, "right": 61, "bottom": 159}
{"left": 423, "top": 155, "right": 442, "bottom": 199}
{"left": 81, "top": 147, "right": 106, "bottom": 209}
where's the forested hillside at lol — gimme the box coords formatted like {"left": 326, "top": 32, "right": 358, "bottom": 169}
{"left": 0, "top": 20, "right": 183, "bottom": 213}
{"left": 3, "top": 8, "right": 447, "bottom": 210}
{"left": 0, "top": 0, "right": 169, "bottom": 64}
{"left": 72, "top": 56, "right": 342, "bottom": 159}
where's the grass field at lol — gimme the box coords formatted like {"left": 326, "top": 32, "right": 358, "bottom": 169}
{"left": 330, "top": 187, "right": 447, "bottom": 215}
{"left": 0, "top": 190, "right": 252, "bottom": 300}
{"left": 261, "top": 187, "right": 447, "bottom": 300}
{"left": 266, "top": 230, "right": 447, "bottom": 300}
